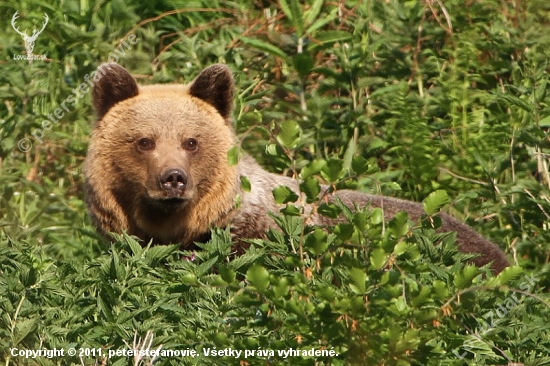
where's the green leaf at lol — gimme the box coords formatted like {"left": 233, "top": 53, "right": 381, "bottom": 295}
{"left": 318, "top": 202, "right": 341, "bottom": 218}
{"left": 246, "top": 264, "right": 270, "bottom": 292}
{"left": 293, "top": 52, "right": 314, "bottom": 79}
{"left": 240, "top": 110, "right": 263, "bottom": 127}
{"left": 316, "top": 285, "right": 336, "bottom": 301}
{"left": 535, "top": 78, "right": 547, "bottom": 102}
{"left": 126, "top": 235, "right": 143, "bottom": 256}
{"left": 391, "top": 296, "right": 409, "bottom": 315}
{"left": 300, "top": 176, "right": 321, "bottom": 202}
{"left": 454, "top": 191, "right": 478, "bottom": 202}
{"left": 342, "top": 136, "right": 357, "bottom": 173}
{"left": 309, "top": 30, "right": 352, "bottom": 51}
{"left": 320, "top": 158, "right": 345, "bottom": 182}
{"left": 218, "top": 265, "right": 236, "bottom": 284}
{"left": 272, "top": 277, "right": 290, "bottom": 298}
{"left": 305, "top": 228, "right": 330, "bottom": 255}
{"left": 352, "top": 211, "right": 368, "bottom": 231}
{"left": 396, "top": 329, "right": 420, "bottom": 352}
{"left": 433, "top": 280, "right": 450, "bottom": 298}
{"left": 14, "top": 317, "right": 38, "bottom": 345}
{"left": 351, "top": 155, "right": 370, "bottom": 175}
{"left": 423, "top": 190, "right": 451, "bottom": 216}
{"left": 306, "top": 12, "right": 336, "bottom": 35}
{"left": 370, "top": 82, "right": 408, "bottom": 98}
{"left": 213, "top": 332, "right": 230, "bottom": 346}
{"left": 304, "top": 0, "right": 325, "bottom": 25}
{"left": 272, "top": 185, "right": 299, "bottom": 204}
{"left": 144, "top": 244, "right": 179, "bottom": 262}
{"left": 227, "top": 145, "right": 241, "bottom": 166}
{"left": 370, "top": 208, "right": 383, "bottom": 225}
{"left": 539, "top": 115, "right": 550, "bottom": 127}
{"left": 370, "top": 248, "right": 388, "bottom": 270}
{"left": 453, "top": 265, "right": 480, "bottom": 289}
{"left": 126, "top": 278, "right": 161, "bottom": 290}
{"left": 240, "top": 175, "right": 251, "bottom": 192}
{"left": 265, "top": 143, "right": 280, "bottom": 156}
{"left": 285, "top": 299, "right": 306, "bottom": 317}
{"left": 290, "top": 0, "right": 304, "bottom": 37}
{"left": 300, "top": 159, "right": 326, "bottom": 178}
{"left": 333, "top": 223, "right": 354, "bottom": 241}
{"left": 349, "top": 267, "right": 367, "bottom": 294}
{"left": 280, "top": 0, "right": 304, "bottom": 37}
{"left": 108, "top": 249, "right": 121, "bottom": 280}
{"left": 389, "top": 211, "right": 409, "bottom": 237}
{"left": 277, "top": 119, "right": 301, "bottom": 148}
{"left": 485, "top": 266, "right": 524, "bottom": 287}
{"left": 411, "top": 286, "right": 432, "bottom": 307}
{"left": 280, "top": 204, "right": 301, "bottom": 216}
{"left": 240, "top": 37, "right": 287, "bottom": 59}
{"left": 393, "top": 241, "right": 409, "bottom": 256}
{"left": 279, "top": 0, "right": 293, "bottom": 22}
{"left": 493, "top": 92, "right": 533, "bottom": 112}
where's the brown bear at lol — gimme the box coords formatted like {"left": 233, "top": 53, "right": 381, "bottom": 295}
{"left": 85, "top": 63, "right": 509, "bottom": 274}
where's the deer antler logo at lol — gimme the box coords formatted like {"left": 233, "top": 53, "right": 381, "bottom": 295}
{"left": 11, "top": 11, "right": 48, "bottom": 56}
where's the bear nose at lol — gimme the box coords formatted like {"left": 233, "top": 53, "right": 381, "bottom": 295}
{"left": 159, "top": 168, "right": 188, "bottom": 195}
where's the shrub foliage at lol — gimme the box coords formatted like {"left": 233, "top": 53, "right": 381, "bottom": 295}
{"left": 1, "top": 0, "right": 550, "bottom": 365}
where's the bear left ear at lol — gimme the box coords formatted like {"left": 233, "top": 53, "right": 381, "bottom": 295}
{"left": 189, "top": 64, "right": 234, "bottom": 119}
{"left": 93, "top": 63, "right": 139, "bottom": 120}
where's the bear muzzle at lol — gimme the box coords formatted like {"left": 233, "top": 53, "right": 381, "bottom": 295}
{"left": 159, "top": 167, "right": 189, "bottom": 198}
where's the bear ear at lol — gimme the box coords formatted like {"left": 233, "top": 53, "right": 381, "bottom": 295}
{"left": 93, "top": 63, "right": 139, "bottom": 120}
{"left": 188, "top": 64, "right": 234, "bottom": 119}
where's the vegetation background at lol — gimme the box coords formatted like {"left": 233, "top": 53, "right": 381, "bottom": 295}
{"left": 1, "top": 0, "right": 550, "bottom": 364}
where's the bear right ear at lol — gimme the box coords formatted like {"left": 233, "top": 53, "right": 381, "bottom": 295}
{"left": 188, "top": 64, "right": 234, "bottom": 120}
{"left": 93, "top": 63, "right": 139, "bottom": 119}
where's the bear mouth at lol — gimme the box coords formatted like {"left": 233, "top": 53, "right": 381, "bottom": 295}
{"left": 144, "top": 196, "right": 189, "bottom": 212}
{"left": 161, "top": 197, "right": 187, "bottom": 204}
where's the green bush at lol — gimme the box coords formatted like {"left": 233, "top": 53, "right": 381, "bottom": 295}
{"left": 1, "top": 0, "right": 549, "bottom": 365}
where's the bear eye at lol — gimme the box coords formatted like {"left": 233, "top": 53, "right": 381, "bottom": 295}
{"left": 137, "top": 138, "right": 155, "bottom": 151}
{"left": 184, "top": 138, "right": 198, "bottom": 151}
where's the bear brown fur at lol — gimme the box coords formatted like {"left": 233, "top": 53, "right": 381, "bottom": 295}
{"left": 85, "top": 63, "right": 509, "bottom": 274}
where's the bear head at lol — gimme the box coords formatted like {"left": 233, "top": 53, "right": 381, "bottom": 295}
{"left": 85, "top": 63, "right": 240, "bottom": 244}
